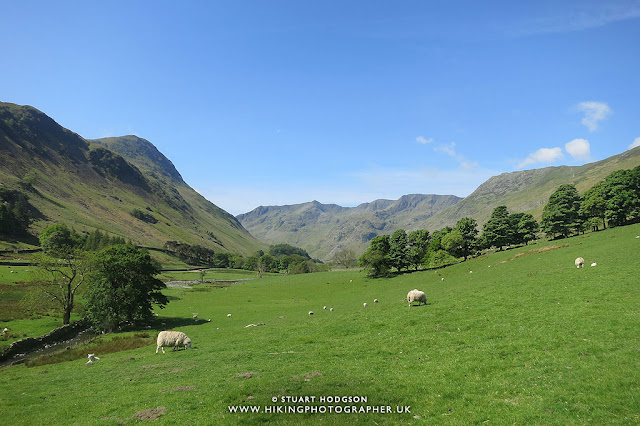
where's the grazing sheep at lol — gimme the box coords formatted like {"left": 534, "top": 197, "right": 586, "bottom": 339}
{"left": 156, "top": 331, "right": 192, "bottom": 354}
{"left": 329, "top": 308, "right": 334, "bottom": 312}
{"left": 575, "top": 257, "right": 585, "bottom": 268}
{"left": 227, "top": 313, "right": 232, "bottom": 318}
{"left": 363, "top": 302, "right": 368, "bottom": 307}
{"left": 323, "top": 306, "right": 327, "bottom": 310}
{"left": 2, "top": 327, "right": 9, "bottom": 334}
{"left": 86, "top": 354, "right": 100, "bottom": 365}
{"left": 308, "top": 311, "right": 314, "bottom": 315}
{"left": 374, "top": 298, "right": 379, "bottom": 303}
{"left": 407, "top": 289, "right": 427, "bottom": 307}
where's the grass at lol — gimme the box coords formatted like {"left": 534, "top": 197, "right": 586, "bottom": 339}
{"left": 0, "top": 224, "right": 638, "bottom": 424}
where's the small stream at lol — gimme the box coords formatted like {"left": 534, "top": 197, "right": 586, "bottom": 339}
{"left": 1, "top": 328, "right": 98, "bottom": 367}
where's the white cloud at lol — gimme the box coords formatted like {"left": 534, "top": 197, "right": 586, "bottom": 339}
{"left": 565, "top": 138, "right": 591, "bottom": 162}
{"left": 517, "top": 147, "right": 564, "bottom": 168}
{"left": 416, "top": 136, "right": 433, "bottom": 145}
{"left": 433, "top": 142, "right": 478, "bottom": 171}
{"left": 629, "top": 137, "right": 640, "bottom": 149}
{"left": 577, "top": 101, "right": 611, "bottom": 131}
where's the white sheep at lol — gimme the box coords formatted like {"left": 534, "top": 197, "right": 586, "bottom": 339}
{"left": 323, "top": 306, "right": 327, "bottom": 310}
{"left": 86, "top": 354, "right": 100, "bottom": 365}
{"left": 156, "top": 330, "right": 192, "bottom": 354}
{"left": 227, "top": 313, "right": 232, "bottom": 318}
{"left": 374, "top": 299, "right": 379, "bottom": 303}
{"left": 591, "top": 262, "right": 597, "bottom": 267}
{"left": 575, "top": 257, "right": 585, "bottom": 268}
{"left": 329, "top": 308, "right": 334, "bottom": 312}
{"left": 308, "top": 311, "right": 314, "bottom": 315}
{"left": 363, "top": 302, "right": 368, "bottom": 307}
{"left": 407, "top": 289, "right": 427, "bottom": 307}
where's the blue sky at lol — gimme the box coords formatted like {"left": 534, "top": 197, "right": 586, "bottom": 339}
{"left": 2, "top": 1, "right": 639, "bottom": 215}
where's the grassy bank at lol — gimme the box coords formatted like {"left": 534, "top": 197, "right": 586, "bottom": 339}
{"left": 0, "top": 224, "right": 638, "bottom": 424}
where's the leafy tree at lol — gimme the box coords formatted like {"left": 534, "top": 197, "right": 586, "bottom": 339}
{"left": 581, "top": 182, "right": 608, "bottom": 231}
{"left": 602, "top": 170, "right": 636, "bottom": 226}
{"left": 268, "top": 243, "right": 310, "bottom": 259}
{"left": 85, "top": 245, "right": 168, "bottom": 330}
{"left": 454, "top": 217, "right": 478, "bottom": 260}
{"left": 0, "top": 188, "right": 34, "bottom": 236}
{"left": 331, "top": 248, "right": 357, "bottom": 268}
{"left": 358, "top": 235, "right": 391, "bottom": 278}
{"left": 30, "top": 250, "right": 92, "bottom": 324}
{"left": 407, "top": 229, "right": 430, "bottom": 271}
{"left": 389, "top": 229, "right": 409, "bottom": 271}
{"left": 509, "top": 212, "right": 539, "bottom": 245}
{"left": 39, "top": 223, "right": 84, "bottom": 254}
{"left": 482, "top": 206, "right": 513, "bottom": 250}
{"left": 442, "top": 229, "right": 464, "bottom": 259}
{"left": 541, "top": 185, "right": 582, "bottom": 238}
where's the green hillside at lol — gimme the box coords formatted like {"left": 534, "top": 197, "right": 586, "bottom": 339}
{"left": 238, "top": 194, "right": 462, "bottom": 261}
{"left": 424, "top": 146, "right": 640, "bottom": 230}
{"left": 0, "top": 102, "right": 264, "bottom": 255}
{"left": 2, "top": 223, "right": 638, "bottom": 424}
{"left": 240, "top": 149, "right": 640, "bottom": 260}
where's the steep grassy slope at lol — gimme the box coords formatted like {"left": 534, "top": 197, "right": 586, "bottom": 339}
{"left": 238, "top": 194, "right": 462, "bottom": 261}
{"left": 424, "top": 146, "right": 640, "bottom": 230}
{"left": 1, "top": 223, "right": 638, "bottom": 424}
{"left": 0, "top": 102, "right": 264, "bottom": 255}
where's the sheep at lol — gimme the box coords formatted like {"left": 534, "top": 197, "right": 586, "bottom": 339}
{"left": 308, "top": 311, "right": 314, "bottom": 315}
{"left": 227, "top": 313, "right": 232, "bottom": 318}
{"left": 591, "top": 262, "right": 597, "bottom": 267}
{"left": 323, "top": 306, "right": 327, "bottom": 310}
{"left": 363, "top": 303, "right": 368, "bottom": 307}
{"left": 374, "top": 298, "right": 378, "bottom": 303}
{"left": 156, "top": 331, "right": 192, "bottom": 354}
{"left": 407, "top": 289, "right": 427, "bottom": 307}
{"left": 575, "top": 257, "right": 585, "bottom": 268}
{"left": 329, "top": 308, "right": 334, "bottom": 312}
{"left": 86, "top": 353, "right": 100, "bottom": 365}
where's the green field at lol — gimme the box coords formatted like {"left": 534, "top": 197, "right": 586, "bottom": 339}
{"left": 1, "top": 224, "right": 639, "bottom": 424}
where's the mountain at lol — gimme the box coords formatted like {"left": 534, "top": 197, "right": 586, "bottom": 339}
{"left": 237, "top": 194, "right": 462, "bottom": 261}
{"left": 0, "top": 102, "right": 264, "bottom": 256}
{"left": 238, "top": 148, "right": 640, "bottom": 261}
{"left": 423, "top": 147, "right": 640, "bottom": 231}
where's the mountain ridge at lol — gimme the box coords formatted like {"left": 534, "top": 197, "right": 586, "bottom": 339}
{"left": 0, "top": 101, "right": 264, "bottom": 256}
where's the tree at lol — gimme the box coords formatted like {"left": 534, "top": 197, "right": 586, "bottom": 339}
{"left": 85, "top": 245, "right": 168, "bottom": 330}
{"left": 358, "top": 235, "right": 391, "bottom": 278}
{"left": 510, "top": 213, "right": 539, "bottom": 245}
{"left": 602, "top": 170, "right": 636, "bottom": 227}
{"left": 454, "top": 217, "right": 478, "bottom": 260}
{"left": 39, "top": 223, "right": 84, "bottom": 255}
{"left": 331, "top": 248, "right": 357, "bottom": 269}
{"left": 581, "top": 182, "right": 607, "bottom": 231}
{"left": 407, "top": 229, "right": 430, "bottom": 271}
{"left": 30, "top": 250, "right": 92, "bottom": 324}
{"left": 482, "top": 206, "right": 513, "bottom": 250}
{"left": 541, "top": 184, "right": 582, "bottom": 238}
{"left": 442, "top": 229, "right": 464, "bottom": 258}
{"left": 389, "top": 229, "right": 409, "bottom": 271}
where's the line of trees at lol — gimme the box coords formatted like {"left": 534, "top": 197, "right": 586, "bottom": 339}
{"left": 542, "top": 166, "right": 640, "bottom": 238}
{"left": 0, "top": 188, "right": 34, "bottom": 237}
{"left": 358, "top": 165, "right": 640, "bottom": 278}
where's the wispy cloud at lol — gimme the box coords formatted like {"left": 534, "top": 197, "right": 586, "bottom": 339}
{"left": 629, "top": 137, "right": 640, "bottom": 149}
{"left": 565, "top": 138, "right": 591, "bottom": 161}
{"left": 416, "top": 136, "right": 433, "bottom": 145}
{"left": 512, "top": 1, "right": 640, "bottom": 35}
{"left": 432, "top": 141, "right": 478, "bottom": 171}
{"left": 576, "top": 101, "right": 611, "bottom": 131}
{"left": 517, "top": 147, "right": 564, "bottom": 169}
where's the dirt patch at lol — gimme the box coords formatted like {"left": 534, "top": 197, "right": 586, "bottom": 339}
{"left": 236, "top": 372, "right": 257, "bottom": 379}
{"left": 293, "top": 371, "right": 322, "bottom": 381}
{"left": 162, "top": 385, "right": 195, "bottom": 393}
{"left": 133, "top": 407, "right": 166, "bottom": 421}
{"left": 510, "top": 244, "right": 568, "bottom": 260}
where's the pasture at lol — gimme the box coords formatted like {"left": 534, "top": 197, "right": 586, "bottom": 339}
{"left": 1, "top": 224, "right": 639, "bottom": 424}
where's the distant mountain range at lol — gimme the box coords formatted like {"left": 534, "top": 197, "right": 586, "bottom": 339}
{"left": 0, "top": 102, "right": 264, "bottom": 255}
{"left": 238, "top": 147, "right": 640, "bottom": 261}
